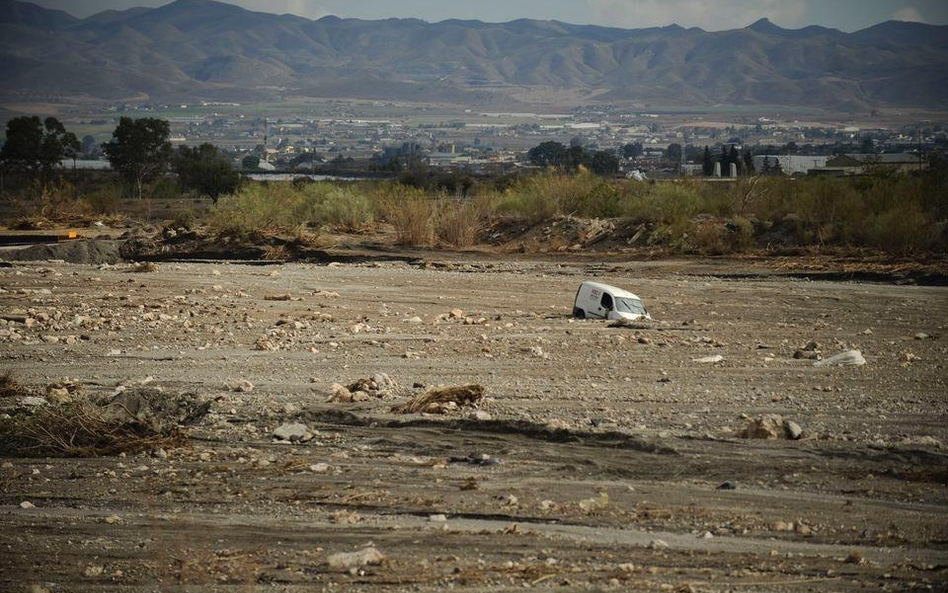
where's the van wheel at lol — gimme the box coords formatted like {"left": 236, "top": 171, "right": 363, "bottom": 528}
{"left": 573, "top": 308, "right": 585, "bottom": 319}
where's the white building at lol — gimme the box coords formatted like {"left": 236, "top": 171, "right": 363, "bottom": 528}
{"left": 752, "top": 155, "right": 828, "bottom": 175}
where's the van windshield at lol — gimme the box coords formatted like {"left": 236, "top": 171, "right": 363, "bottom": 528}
{"left": 615, "top": 297, "right": 647, "bottom": 316}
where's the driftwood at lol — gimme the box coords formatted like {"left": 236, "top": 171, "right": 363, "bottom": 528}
{"left": 393, "top": 384, "right": 485, "bottom": 414}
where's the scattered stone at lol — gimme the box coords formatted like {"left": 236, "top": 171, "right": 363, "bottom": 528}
{"left": 326, "top": 547, "right": 386, "bottom": 571}
{"left": 784, "top": 420, "right": 804, "bottom": 440}
{"left": 326, "top": 383, "right": 357, "bottom": 403}
{"left": 264, "top": 294, "right": 292, "bottom": 301}
{"left": 429, "top": 514, "right": 448, "bottom": 522}
{"left": 814, "top": 350, "right": 866, "bottom": 367}
{"left": 448, "top": 454, "right": 500, "bottom": 467}
{"left": 272, "top": 422, "right": 313, "bottom": 443}
{"left": 253, "top": 338, "right": 278, "bottom": 351}
{"left": 648, "top": 539, "right": 669, "bottom": 550}
{"left": 844, "top": 551, "right": 865, "bottom": 565}
{"left": 404, "top": 316, "right": 423, "bottom": 324}
{"left": 693, "top": 355, "right": 724, "bottom": 364}
{"left": 528, "top": 346, "right": 547, "bottom": 359}
{"left": 741, "top": 414, "right": 785, "bottom": 439}
{"left": 132, "top": 262, "right": 158, "bottom": 273}
{"left": 448, "top": 308, "right": 464, "bottom": 319}
{"left": 83, "top": 565, "right": 105, "bottom": 577}
{"left": 900, "top": 435, "right": 941, "bottom": 448}
{"left": 914, "top": 332, "right": 930, "bottom": 340}
{"left": 230, "top": 380, "right": 254, "bottom": 393}
{"left": 578, "top": 492, "right": 609, "bottom": 513}
{"left": 717, "top": 481, "right": 737, "bottom": 490}
{"left": 346, "top": 373, "right": 397, "bottom": 398}
{"left": 19, "top": 501, "right": 35, "bottom": 509}
{"left": 899, "top": 350, "right": 918, "bottom": 362}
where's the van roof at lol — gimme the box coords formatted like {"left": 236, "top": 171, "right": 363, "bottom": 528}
{"left": 581, "top": 281, "right": 642, "bottom": 301}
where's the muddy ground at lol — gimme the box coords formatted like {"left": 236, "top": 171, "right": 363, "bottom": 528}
{"left": 0, "top": 254, "right": 946, "bottom": 592}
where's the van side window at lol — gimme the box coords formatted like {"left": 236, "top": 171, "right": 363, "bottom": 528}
{"left": 601, "top": 293, "right": 613, "bottom": 310}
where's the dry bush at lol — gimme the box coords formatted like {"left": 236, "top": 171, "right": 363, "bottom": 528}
{"left": 0, "top": 374, "right": 29, "bottom": 399}
{"left": 437, "top": 196, "right": 490, "bottom": 247}
{"left": 0, "top": 400, "right": 187, "bottom": 458}
{"left": 381, "top": 191, "right": 436, "bottom": 246}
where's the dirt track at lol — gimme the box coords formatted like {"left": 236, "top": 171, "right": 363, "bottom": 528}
{"left": 1, "top": 256, "right": 946, "bottom": 592}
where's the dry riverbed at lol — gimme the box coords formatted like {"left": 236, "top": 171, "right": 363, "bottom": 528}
{"left": 0, "top": 256, "right": 946, "bottom": 592}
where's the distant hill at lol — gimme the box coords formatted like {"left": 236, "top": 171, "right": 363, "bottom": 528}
{"left": 1, "top": 0, "right": 947, "bottom": 110}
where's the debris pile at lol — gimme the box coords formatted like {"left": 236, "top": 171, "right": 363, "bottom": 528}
{"left": 0, "top": 385, "right": 209, "bottom": 457}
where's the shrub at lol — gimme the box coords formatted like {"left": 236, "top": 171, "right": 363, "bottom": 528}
{"left": 378, "top": 185, "right": 436, "bottom": 246}
{"left": 438, "top": 198, "right": 488, "bottom": 247}
{"left": 314, "top": 187, "right": 375, "bottom": 232}
{"left": 210, "top": 183, "right": 322, "bottom": 238}
{"left": 82, "top": 184, "right": 122, "bottom": 215}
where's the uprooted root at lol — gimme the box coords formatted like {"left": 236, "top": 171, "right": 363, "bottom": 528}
{"left": 393, "top": 384, "right": 485, "bottom": 414}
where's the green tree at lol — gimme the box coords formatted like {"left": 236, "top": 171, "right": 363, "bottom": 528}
{"left": 174, "top": 143, "right": 240, "bottom": 202}
{"left": 743, "top": 149, "right": 755, "bottom": 174}
{"left": 622, "top": 142, "right": 644, "bottom": 160}
{"left": 241, "top": 155, "right": 260, "bottom": 170}
{"left": 528, "top": 141, "right": 568, "bottom": 168}
{"left": 664, "top": 143, "right": 683, "bottom": 162}
{"left": 0, "top": 116, "right": 78, "bottom": 185}
{"left": 103, "top": 117, "right": 172, "bottom": 199}
{"left": 702, "top": 147, "right": 714, "bottom": 176}
{"left": 589, "top": 150, "right": 620, "bottom": 176}
{"left": 81, "top": 134, "right": 98, "bottom": 157}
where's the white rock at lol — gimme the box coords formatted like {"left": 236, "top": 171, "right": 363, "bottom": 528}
{"left": 814, "top": 350, "right": 866, "bottom": 367}
{"left": 272, "top": 422, "right": 313, "bottom": 443}
{"left": 326, "top": 547, "right": 386, "bottom": 570}
{"left": 231, "top": 380, "right": 254, "bottom": 393}
{"left": 19, "top": 501, "right": 35, "bottom": 509}
{"left": 693, "top": 355, "right": 724, "bottom": 363}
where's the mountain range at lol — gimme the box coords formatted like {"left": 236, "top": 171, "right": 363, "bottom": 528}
{"left": 1, "top": 0, "right": 947, "bottom": 110}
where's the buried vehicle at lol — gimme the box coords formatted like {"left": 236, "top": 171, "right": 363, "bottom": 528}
{"left": 573, "top": 281, "right": 651, "bottom": 321}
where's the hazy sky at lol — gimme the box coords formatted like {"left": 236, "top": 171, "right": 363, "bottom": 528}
{"left": 32, "top": 0, "right": 948, "bottom": 31}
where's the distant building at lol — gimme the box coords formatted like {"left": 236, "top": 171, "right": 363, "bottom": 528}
{"left": 810, "top": 153, "right": 928, "bottom": 176}
{"left": 752, "top": 155, "right": 828, "bottom": 176}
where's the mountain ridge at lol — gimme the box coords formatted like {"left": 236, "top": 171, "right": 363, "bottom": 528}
{"left": 1, "top": 0, "right": 947, "bottom": 110}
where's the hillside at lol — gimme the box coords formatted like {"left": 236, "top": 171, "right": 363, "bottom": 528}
{"left": 1, "top": 0, "right": 946, "bottom": 110}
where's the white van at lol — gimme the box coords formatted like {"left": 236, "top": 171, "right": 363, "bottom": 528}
{"left": 573, "top": 281, "right": 651, "bottom": 321}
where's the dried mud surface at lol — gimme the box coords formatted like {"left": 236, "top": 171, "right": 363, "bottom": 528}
{"left": 1, "top": 257, "right": 946, "bottom": 592}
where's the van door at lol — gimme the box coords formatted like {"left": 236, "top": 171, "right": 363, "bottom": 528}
{"left": 598, "top": 291, "right": 614, "bottom": 318}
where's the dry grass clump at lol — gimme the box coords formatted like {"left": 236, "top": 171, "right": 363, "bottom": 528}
{"left": 0, "top": 399, "right": 187, "bottom": 458}
{"left": 379, "top": 186, "right": 437, "bottom": 246}
{"left": 437, "top": 196, "right": 492, "bottom": 247}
